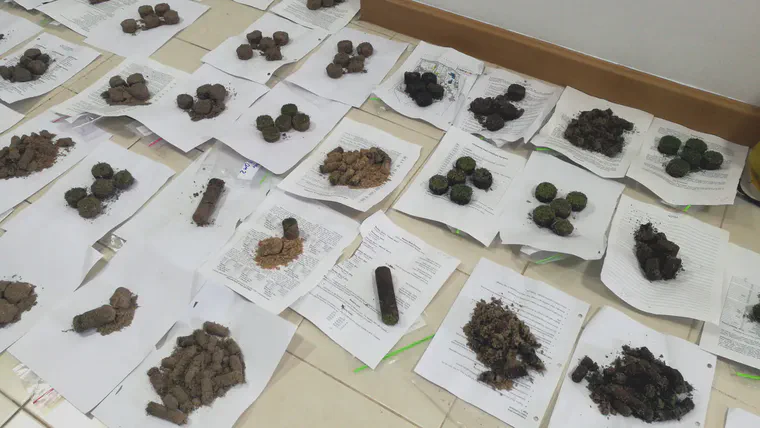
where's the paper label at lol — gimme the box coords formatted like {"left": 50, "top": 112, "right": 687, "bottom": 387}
{"left": 238, "top": 161, "right": 260, "bottom": 180}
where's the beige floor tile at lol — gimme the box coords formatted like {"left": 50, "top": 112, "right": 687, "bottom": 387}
{"left": 90, "top": 116, "right": 142, "bottom": 149}
{"left": 235, "top": 353, "right": 418, "bottom": 428}
{"left": 710, "top": 358, "right": 760, "bottom": 411}
{"left": 25, "top": 395, "right": 106, "bottom": 428}
{"left": 0, "top": 352, "right": 31, "bottom": 405}
{"left": 704, "top": 388, "right": 759, "bottom": 428}
{"left": 150, "top": 38, "right": 209, "bottom": 74}
{"left": 0, "top": 3, "right": 48, "bottom": 26}
{"left": 392, "top": 33, "right": 420, "bottom": 46}
{"left": 4, "top": 410, "right": 45, "bottom": 428}
{"left": 722, "top": 197, "right": 760, "bottom": 253}
{"left": 0, "top": 392, "right": 19, "bottom": 426}
{"left": 177, "top": 0, "right": 264, "bottom": 51}
{"left": 65, "top": 55, "right": 124, "bottom": 94}
{"left": 353, "top": 20, "right": 396, "bottom": 38}
{"left": 7, "top": 86, "right": 66, "bottom": 117}
{"left": 128, "top": 137, "right": 200, "bottom": 173}
{"left": 289, "top": 271, "right": 468, "bottom": 428}
{"left": 622, "top": 178, "right": 727, "bottom": 228}
{"left": 444, "top": 398, "right": 510, "bottom": 428}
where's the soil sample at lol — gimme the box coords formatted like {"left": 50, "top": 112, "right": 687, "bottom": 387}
{"left": 468, "top": 85, "right": 527, "bottom": 132}
{"left": 532, "top": 205, "right": 555, "bottom": 228}
{"left": 455, "top": 156, "right": 476, "bottom": 175}
{"left": 634, "top": 222, "right": 683, "bottom": 281}
{"left": 563, "top": 108, "right": 634, "bottom": 157}
{"left": 256, "top": 104, "right": 309, "bottom": 140}
{"left": 403, "top": 71, "right": 444, "bottom": 107}
{"left": 120, "top": 4, "right": 180, "bottom": 34}
{"left": 463, "top": 298, "right": 545, "bottom": 390}
{"left": 665, "top": 158, "right": 690, "bottom": 178}
{"left": 428, "top": 174, "right": 449, "bottom": 195}
{"left": 551, "top": 218, "right": 573, "bottom": 236}
{"left": 566, "top": 191, "right": 587, "bottom": 212}
{"left": 446, "top": 168, "right": 466, "bottom": 186}
{"left": 176, "top": 84, "right": 227, "bottom": 121}
{"left": 530, "top": 185, "right": 582, "bottom": 236}
{"left": 282, "top": 218, "right": 299, "bottom": 240}
{"left": 534, "top": 182, "right": 557, "bottom": 203}
{"left": 449, "top": 184, "right": 472, "bottom": 205}
{"left": 254, "top": 236, "right": 304, "bottom": 269}
{"left": 660, "top": 135, "right": 724, "bottom": 178}
{"left": 550, "top": 198, "right": 571, "bottom": 219}
{"left": 0, "top": 281, "right": 38, "bottom": 327}
{"left": 0, "top": 48, "right": 54, "bottom": 83}
{"left": 471, "top": 168, "right": 492, "bottom": 190}
{"left": 238, "top": 30, "right": 289, "bottom": 61}
{"left": 657, "top": 135, "right": 681, "bottom": 155}
{"left": 71, "top": 287, "right": 138, "bottom": 335}
{"left": 64, "top": 163, "right": 137, "bottom": 219}
{"left": 0, "top": 130, "right": 76, "bottom": 180}
{"left": 570, "top": 346, "right": 695, "bottom": 422}
{"left": 747, "top": 297, "right": 760, "bottom": 323}
{"left": 326, "top": 40, "right": 372, "bottom": 78}
{"left": 145, "top": 322, "right": 245, "bottom": 425}
{"left": 102, "top": 73, "right": 151, "bottom": 106}
{"left": 307, "top": 0, "right": 346, "bottom": 9}
{"left": 192, "top": 178, "right": 225, "bottom": 226}
{"left": 89, "top": 0, "right": 110, "bottom": 4}
{"left": 318, "top": 146, "right": 391, "bottom": 188}
{"left": 375, "top": 266, "right": 399, "bottom": 325}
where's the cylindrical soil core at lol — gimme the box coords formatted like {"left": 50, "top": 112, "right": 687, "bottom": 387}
{"left": 375, "top": 266, "right": 399, "bottom": 326}
{"left": 282, "top": 217, "right": 299, "bottom": 240}
{"left": 192, "top": 178, "right": 225, "bottom": 226}
{"left": 72, "top": 305, "right": 116, "bottom": 333}
{"left": 146, "top": 401, "right": 188, "bottom": 425}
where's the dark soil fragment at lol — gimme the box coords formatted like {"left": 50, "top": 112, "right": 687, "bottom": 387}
{"left": 92, "top": 162, "right": 114, "bottom": 179}
{"left": 65, "top": 187, "right": 88, "bottom": 207}
{"left": 67, "top": 164, "right": 137, "bottom": 219}
{"left": 483, "top": 114, "right": 504, "bottom": 131}
{"left": 0, "top": 130, "right": 76, "bottom": 180}
{"left": 449, "top": 184, "right": 472, "bottom": 205}
{"left": 375, "top": 266, "right": 399, "bottom": 325}
{"left": 121, "top": 4, "right": 180, "bottom": 34}
{"left": 428, "top": 174, "right": 449, "bottom": 195}
{"left": 292, "top": 113, "right": 310, "bottom": 132}
{"left": 506, "top": 84, "right": 526, "bottom": 101}
{"left": 177, "top": 84, "right": 227, "bottom": 121}
{"left": 319, "top": 146, "right": 391, "bottom": 188}
{"left": 657, "top": 135, "right": 681, "bottom": 155}
{"left": 455, "top": 156, "right": 476, "bottom": 175}
{"left": 72, "top": 287, "right": 138, "bottom": 335}
{"left": 275, "top": 114, "right": 292, "bottom": 132}
{"left": 563, "top": 108, "right": 634, "bottom": 157}
{"left": 281, "top": 103, "right": 298, "bottom": 116}
{"left": 113, "top": 170, "right": 134, "bottom": 189}
{"left": 0, "top": 48, "right": 54, "bottom": 83}
{"left": 262, "top": 127, "right": 280, "bottom": 143}
{"left": 748, "top": 297, "right": 760, "bottom": 324}
{"left": 0, "top": 281, "right": 38, "bottom": 327}
{"left": 306, "top": 0, "right": 345, "bottom": 9}
{"left": 402, "top": 71, "right": 440, "bottom": 106}
{"left": 684, "top": 138, "right": 707, "bottom": 154}
{"left": 255, "top": 115, "right": 274, "bottom": 131}
{"left": 236, "top": 44, "right": 254, "bottom": 60}
{"left": 571, "top": 346, "right": 695, "bottom": 423}
{"left": 246, "top": 30, "right": 262, "bottom": 46}
{"left": 679, "top": 149, "right": 702, "bottom": 170}
{"left": 463, "top": 298, "right": 545, "bottom": 390}
{"left": 273, "top": 31, "right": 289, "bottom": 46}
{"left": 192, "top": 178, "right": 225, "bottom": 226}
{"left": 102, "top": 73, "right": 151, "bottom": 106}
{"left": 77, "top": 196, "right": 102, "bottom": 219}
{"left": 701, "top": 150, "right": 723, "bottom": 170}
{"left": 356, "top": 42, "right": 373, "bottom": 57}
{"left": 337, "top": 40, "right": 353, "bottom": 54}
{"left": 326, "top": 63, "right": 343, "bottom": 79}
{"left": 469, "top": 88, "right": 526, "bottom": 132}
{"left": 282, "top": 217, "right": 299, "bottom": 240}
{"left": 634, "top": 222, "right": 683, "bottom": 281}
{"left": 91, "top": 178, "right": 115, "bottom": 199}
{"left": 472, "top": 168, "right": 492, "bottom": 190}
{"left": 414, "top": 91, "right": 433, "bottom": 107}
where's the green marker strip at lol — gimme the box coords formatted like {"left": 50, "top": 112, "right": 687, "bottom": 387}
{"left": 536, "top": 254, "right": 562, "bottom": 264}
{"left": 370, "top": 97, "right": 381, "bottom": 101}
{"left": 454, "top": 229, "right": 461, "bottom": 235}
{"left": 736, "top": 372, "right": 760, "bottom": 380}
{"left": 683, "top": 205, "right": 692, "bottom": 212}
{"left": 259, "top": 172, "right": 269, "bottom": 185}
{"left": 353, "top": 334, "right": 435, "bottom": 373}
{"left": 535, "top": 147, "right": 552, "bottom": 152}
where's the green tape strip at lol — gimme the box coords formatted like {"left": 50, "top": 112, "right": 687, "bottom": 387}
{"left": 536, "top": 254, "right": 562, "bottom": 264}
{"left": 535, "top": 147, "right": 552, "bottom": 152}
{"left": 736, "top": 372, "right": 760, "bottom": 380}
{"left": 683, "top": 205, "right": 692, "bottom": 212}
{"left": 454, "top": 229, "right": 461, "bottom": 235}
{"left": 370, "top": 97, "right": 381, "bottom": 101}
{"left": 353, "top": 334, "right": 435, "bottom": 373}
{"left": 259, "top": 172, "right": 269, "bottom": 185}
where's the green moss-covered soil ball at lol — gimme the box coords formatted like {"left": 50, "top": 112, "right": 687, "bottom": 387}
{"left": 454, "top": 156, "right": 476, "bottom": 175}
{"left": 446, "top": 169, "right": 466, "bottom": 186}
{"left": 256, "top": 115, "right": 274, "bottom": 131}
{"left": 701, "top": 150, "right": 724, "bottom": 170}
{"left": 77, "top": 196, "right": 102, "bottom": 219}
{"left": 566, "top": 191, "right": 587, "bottom": 212}
{"left": 534, "top": 182, "right": 557, "bottom": 203}
{"left": 113, "top": 170, "right": 134, "bottom": 190}
{"left": 471, "top": 168, "right": 493, "bottom": 190}
{"left": 275, "top": 114, "right": 292, "bottom": 132}
{"left": 64, "top": 187, "right": 88, "bottom": 208}
{"left": 91, "top": 178, "right": 115, "bottom": 199}
{"left": 657, "top": 135, "right": 681, "bottom": 155}
{"left": 532, "top": 205, "right": 555, "bottom": 228}
{"left": 428, "top": 175, "right": 449, "bottom": 195}
{"left": 91, "top": 162, "right": 114, "bottom": 179}
{"left": 262, "top": 126, "right": 281, "bottom": 143}
{"left": 281, "top": 103, "right": 298, "bottom": 116}
{"left": 550, "top": 198, "right": 572, "bottom": 219}
{"left": 552, "top": 218, "right": 574, "bottom": 236}
{"left": 665, "top": 158, "right": 690, "bottom": 178}
{"left": 449, "top": 184, "right": 473, "bottom": 205}
{"left": 679, "top": 149, "right": 702, "bottom": 170}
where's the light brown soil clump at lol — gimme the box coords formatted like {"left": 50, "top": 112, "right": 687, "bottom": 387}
{"left": 0, "top": 281, "right": 38, "bottom": 327}
{"left": 255, "top": 217, "right": 304, "bottom": 269}
{"left": 72, "top": 287, "right": 138, "bottom": 335}
{"left": 0, "top": 48, "right": 54, "bottom": 83}
{"left": 120, "top": 4, "right": 180, "bottom": 34}
{"left": 0, "top": 131, "right": 75, "bottom": 180}
{"left": 318, "top": 146, "right": 391, "bottom": 188}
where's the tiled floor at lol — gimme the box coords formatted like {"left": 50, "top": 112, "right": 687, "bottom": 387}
{"left": 0, "top": 1, "right": 759, "bottom": 427}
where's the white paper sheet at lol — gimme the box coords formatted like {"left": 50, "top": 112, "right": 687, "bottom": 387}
{"left": 373, "top": 41, "right": 484, "bottom": 131}
{"left": 93, "top": 281, "right": 296, "bottom": 428}
{"left": 531, "top": 87, "right": 655, "bottom": 178}
{"left": 601, "top": 194, "right": 728, "bottom": 323}
{"left": 215, "top": 81, "right": 350, "bottom": 175}
{"left": 37, "top": 0, "right": 141, "bottom": 37}
{"left": 453, "top": 68, "right": 563, "bottom": 146}
{"left": 292, "top": 211, "right": 459, "bottom": 369}
{"left": 286, "top": 26, "right": 408, "bottom": 107}
{"left": 9, "top": 239, "right": 197, "bottom": 413}
{"left": 231, "top": 0, "right": 273, "bottom": 11}
{"left": 627, "top": 118, "right": 749, "bottom": 206}
{"left": 277, "top": 117, "right": 421, "bottom": 212}
{"left": 0, "top": 11, "right": 42, "bottom": 56}
{"left": 499, "top": 152, "right": 625, "bottom": 260}
{"left": 270, "top": 0, "right": 359, "bottom": 33}
{"left": 0, "top": 103, "right": 23, "bottom": 134}
{"left": 84, "top": 0, "right": 209, "bottom": 57}
{"left": 700, "top": 244, "right": 760, "bottom": 371}
{"left": 725, "top": 408, "right": 760, "bottom": 427}
{"left": 0, "top": 33, "right": 100, "bottom": 104}
{"left": 115, "top": 143, "right": 278, "bottom": 270}
{"left": 130, "top": 64, "right": 268, "bottom": 152}
{"left": 394, "top": 126, "right": 526, "bottom": 246}
{"left": 415, "top": 257, "right": 590, "bottom": 428}
{"left": 548, "top": 306, "right": 716, "bottom": 428}
{"left": 53, "top": 57, "right": 186, "bottom": 118}
{"left": 11, "top": 0, "right": 49, "bottom": 11}
{"left": 199, "top": 189, "right": 360, "bottom": 314}
{"left": 202, "top": 13, "right": 328, "bottom": 85}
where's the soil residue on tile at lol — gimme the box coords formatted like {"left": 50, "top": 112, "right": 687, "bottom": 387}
{"left": 468, "top": 83, "right": 527, "bottom": 132}
{"left": 563, "top": 108, "right": 634, "bottom": 157}
{"left": 318, "top": 146, "right": 391, "bottom": 188}
{"left": 634, "top": 222, "right": 683, "bottom": 281}
{"left": 177, "top": 84, "right": 227, "bottom": 121}
{"left": 64, "top": 162, "right": 136, "bottom": 219}
{"left": 120, "top": 4, "right": 180, "bottom": 35}
{"left": 102, "top": 73, "right": 151, "bottom": 106}
{"left": 0, "top": 48, "right": 54, "bottom": 83}
{"left": 0, "top": 281, "right": 38, "bottom": 328}
{"left": 145, "top": 321, "right": 245, "bottom": 425}
{"left": 570, "top": 346, "right": 695, "bottom": 422}
{"left": 72, "top": 287, "right": 138, "bottom": 335}
{"left": 237, "top": 30, "right": 290, "bottom": 62}
{"left": 0, "top": 130, "right": 75, "bottom": 180}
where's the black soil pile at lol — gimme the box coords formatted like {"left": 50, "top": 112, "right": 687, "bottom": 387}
{"left": 463, "top": 298, "right": 545, "bottom": 390}
{"left": 102, "top": 73, "right": 151, "bottom": 106}
{"left": 634, "top": 222, "right": 683, "bottom": 281}
{"left": 72, "top": 287, "right": 138, "bottom": 335}
{"left": 64, "top": 162, "right": 136, "bottom": 219}
{"left": 326, "top": 40, "right": 373, "bottom": 79}
{"left": 468, "top": 83, "right": 526, "bottom": 132}
{"left": 0, "top": 281, "right": 37, "bottom": 328}
{"left": 255, "top": 103, "right": 310, "bottom": 143}
{"left": 236, "top": 30, "right": 289, "bottom": 61}
{"left": 564, "top": 108, "right": 634, "bottom": 157}
{"left": 0, "top": 130, "right": 75, "bottom": 180}
{"left": 307, "top": 0, "right": 346, "bottom": 10}
{"left": 145, "top": 321, "right": 245, "bottom": 425}
{"left": 121, "top": 4, "right": 180, "bottom": 34}
{"left": 571, "top": 346, "right": 695, "bottom": 422}
{"left": 747, "top": 295, "right": 760, "bottom": 324}
{"left": 177, "top": 84, "right": 227, "bottom": 121}
{"left": 657, "top": 135, "right": 724, "bottom": 178}
{"left": 530, "top": 182, "right": 586, "bottom": 237}
{"left": 0, "top": 48, "right": 54, "bottom": 83}
{"left": 401, "top": 71, "right": 444, "bottom": 107}
{"left": 255, "top": 218, "right": 304, "bottom": 270}
{"left": 428, "top": 156, "right": 493, "bottom": 207}
{"left": 192, "top": 178, "right": 225, "bottom": 226}
{"left": 318, "top": 146, "right": 391, "bottom": 188}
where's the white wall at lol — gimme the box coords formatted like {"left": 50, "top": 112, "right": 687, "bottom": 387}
{"left": 415, "top": 0, "right": 760, "bottom": 106}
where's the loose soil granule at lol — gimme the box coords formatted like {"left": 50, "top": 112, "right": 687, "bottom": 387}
{"left": 0, "top": 130, "right": 75, "bottom": 180}
{"left": 0, "top": 48, "right": 53, "bottom": 83}
{"left": 102, "top": 73, "right": 151, "bottom": 106}
{"left": 570, "top": 346, "right": 695, "bottom": 422}
{"left": 145, "top": 321, "right": 245, "bottom": 425}
{"left": 634, "top": 222, "right": 683, "bottom": 281}
{"left": 176, "top": 84, "right": 227, "bottom": 121}
{"left": 120, "top": 4, "right": 180, "bottom": 34}
{"left": 463, "top": 298, "right": 545, "bottom": 390}
{"left": 255, "top": 237, "right": 304, "bottom": 269}
{"left": 563, "top": 108, "right": 634, "bottom": 157}
{"left": 0, "top": 281, "right": 38, "bottom": 327}
{"left": 318, "top": 146, "right": 391, "bottom": 189}
{"left": 72, "top": 287, "right": 138, "bottom": 335}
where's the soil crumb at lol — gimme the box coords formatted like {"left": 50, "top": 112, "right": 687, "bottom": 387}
{"left": 255, "top": 237, "right": 304, "bottom": 269}
{"left": 0, "top": 130, "right": 75, "bottom": 180}
{"left": 570, "top": 346, "right": 695, "bottom": 422}
{"left": 634, "top": 222, "right": 683, "bottom": 281}
{"left": 0, "top": 281, "right": 38, "bottom": 327}
{"left": 563, "top": 108, "right": 634, "bottom": 157}
{"left": 177, "top": 84, "right": 227, "bottom": 121}
{"left": 64, "top": 162, "right": 136, "bottom": 219}
{"left": 102, "top": 73, "right": 151, "bottom": 106}
{"left": 120, "top": 4, "right": 180, "bottom": 34}
{"left": 145, "top": 321, "right": 245, "bottom": 425}
{"left": 463, "top": 298, "right": 545, "bottom": 390}
{"left": 318, "top": 146, "right": 391, "bottom": 188}
{"left": 0, "top": 48, "right": 54, "bottom": 83}
{"left": 72, "top": 287, "right": 138, "bottom": 335}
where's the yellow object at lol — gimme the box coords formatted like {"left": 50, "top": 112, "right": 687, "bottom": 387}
{"left": 749, "top": 143, "right": 760, "bottom": 191}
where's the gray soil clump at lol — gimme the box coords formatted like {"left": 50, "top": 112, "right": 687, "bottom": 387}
{"left": 0, "top": 48, "right": 54, "bottom": 83}
{"left": 120, "top": 4, "right": 181, "bottom": 34}
{"left": 564, "top": 108, "right": 634, "bottom": 157}
{"left": 65, "top": 162, "right": 136, "bottom": 219}
{"left": 319, "top": 146, "right": 391, "bottom": 188}
{"left": 176, "top": 84, "right": 227, "bottom": 121}
{"left": 468, "top": 83, "right": 527, "bottom": 132}
{"left": 237, "top": 30, "right": 290, "bottom": 61}
{"left": 0, "top": 130, "right": 76, "bottom": 180}
{"left": 0, "top": 281, "right": 38, "bottom": 327}
{"left": 72, "top": 287, "right": 138, "bottom": 335}
{"left": 102, "top": 73, "right": 151, "bottom": 106}
{"left": 256, "top": 104, "right": 309, "bottom": 141}
{"left": 534, "top": 182, "right": 557, "bottom": 203}
{"left": 634, "top": 222, "right": 683, "bottom": 281}
{"left": 747, "top": 296, "right": 760, "bottom": 324}
{"left": 327, "top": 39, "right": 372, "bottom": 79}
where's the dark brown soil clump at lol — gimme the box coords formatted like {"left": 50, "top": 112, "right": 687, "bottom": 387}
{"left": 237, "top": 30, "right": 290, "bottom": 61}
{"left": 255, "top": 104, "right": 310, "bottom": 142}
{"left": 176, "top": 84, "right": 227, "bottom": 121}
{"left": 0, "top": 48, "right": 54, "bottom": 83}
{"left": 402, "top": 71, "right": 444, "bottom": 107}
{"left": 72, "top": 287, "right": 138, "bottom": 335}
{"left": 326, "top": 40, "right": 372, "bottom": 79}
{"left": 318, "top": 146, "right": 391, "bottom": 188}
{"left": 634, "top": 222, "right": 683, "bottom": 281}
{"left": 463, "top": 298, "right": 545, "bottom": 390}
{"left": 145, "top": 321, "right": 245, "bottom": 425}
{"left": 0, "top": 131, "right": 75, "bottom": 180}
{"left": 468, "top": 85, "right": 527, "bottom": 132}
{"left": 306, "top": 0, "right": 346, "bottom": 10}
{"left": 570, "top": 346, "right": 695, "bottom": 423}
{"left": 64, "top": 162, "right": 136, "bottom": 219}
{"left": 192, "top": 178, "right": 225, "bottom": 226}
{"left": 102, "top": 73, "right": 151, "bottom": 106}
{"left": 563, "top": 108, "right": 634, "bottom": 157}
{"left": 120, "top": 4, "right": 180, "bottom": 34}
{"left": 0, "top": 281, "right": 38, "bottom": 327}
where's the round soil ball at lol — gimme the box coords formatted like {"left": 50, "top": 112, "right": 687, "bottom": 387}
{"left": 0, "top": 66, "right": 12, "bottom": 81}
{"left": 27, "top": 60, "right": 48, "bottom": 76}
{"left": 256, "top": 115, "right": 274, "bottom": 131}
{"left": 421, "top": 72, "right": 437, "bottom": 85}
{"left": 12, "top": 67, "right": 32, "bottom": 82}
{"left": 449, "top": 184, "right": 473, "bottom": 205}
{"left": 281, "top": 103, "right": 299, "bottom": 117}
{"left": 551, "top": 218, "right": 574, "bottom": 237}
{"left": 121, "top": 19, "right": 138, "bottom": 33}
{"left": 77, "top": 196, "right": 102, "bottom": 219}
{"left": 532, "top": 205, "right": 555, "bottom": 228}
{"left": 275, "top": 115, "right": 292, "bottom": 132}
{"left": 246, "top": 30, "right": 262, "bottom": 45}
{"left": 142, "top": 14, "right": 161, "bottom": 29}
{"left": 138, "top": 5, "right": 155, "bottom": 17}
{"left": 333, "top": 52, "right": 350, "bottom": 67}
{"left": 109, "top": 76, "right": 127, "bottom": 88}
{"left": 64, "top": 187, "right": 88, "bottom": 208}
{"left": 163, "top": 11, "right": 180, "bottom": 25}
{"left": 404, "top": 71, "right": 420, "bottom": 84}
{"left": 498, "top": 102, "right": 523, "bottom": 121}
{"left": 91, "top": 162, "right": 114, "bottom": 179}
{"left": 679, "top": 149, "right": 702, "bottom": 170}
{"left": 414, "top": 91, "right": 433, "bottom": 107}
{"left": 265, "top": 46, "right": 282, "bottom": 61}
{"left": 337, "top": 40, "right": 353, "bottom": 54}
{"left": 446, "top": 168, "right": 466, "bottom": 186}
{"left": 292, "top": 113, "right": 310, "bottom": 132}
{"left": 193, "top": 99, "right": 212, "bottom": 115}
{"left": 24, "top": 48, "right": 41, "bottom": 60}
{"left": 427, "top": 83, "right": 444, "bottom": 100}
{"left": 657, "top": 135, "right": 681, "bottom": 155}
{"left": 322, "top": 0, "right": 334, "bottom": 6}
{"left": 484, "top": 113, "right": 505, "bottom": 131}
{"left": 346, "top": 57, "right": 364, "bottom": 73}
{"left": 113, "top": 170, "right": 134, "bottom": 189}
{"left": 106, "top": 87, "right": 127, "bottom": 103}
{"left": 91, "top": 178, "right": 115, "bottom": 199}
{"left": 258, "top": 37, "right": 275, "bottom": 51}
{"left": 127, "top": 73, "right": 145, "bottom": 85}
{"left": 127, "top": 83, "right": 150, "bottom": 101}
{"left": 752, "top": 304, "right": 760, "bottom": 322}
{"left": 566, "top": 191, "right": 587, "bottom": 212}
{"left": 209, "top": 84, "right": 227, "bottom": 101}
{"left": 176, "top": 93, "right": 193, "bottom": 110}
{"left": 506, "top": 83, "right": 526, "bottom": 101}
{"left": 472, "top": 168, "right": 493, "bottom": 190}
{"left": 469, "top": 97, "right": 495, "bottom": 115}
{"left": 701, "top": 150, "right": 724, "bottom": 170}
{"left": 236, "top": 44, "right": 254, "bottom": 60}
{"left": 154, "top": 3, "right": 170, "bottom": 15}
{"left": 684, "top": 138, "right": 708, "bottom": 154}
{"left": 534, "top": 182, "right": 557, "bottom": 203}
{"left": 665, "top": 158, "right": 690, "bottom": 178}
{"left": 428, "top": 174, "right": 449, "bottom": 195}
{"left": 455, "top": 156, "right": 476, "bottom": 175}
{"left": 550, "top": 198, "right": 572, "bottom": 219}
{"left": 356, "top": 42, "right": 373, "bottom": 57}
{"left": 196, "top": 84, "right": 212, "bottom": 99}
{"left": 273, "top": 31, "right": 289, "bottom": 46}
{"left": 37, "top": 54, "right": 50, "bottom": 64}
{"left": 326, "top": 63, "right": 343, "bottom": 79}
{"left": 261, "top": 126, "right": 280, "bottom": 143}
{"left": 306, "top": 0, "right": 321, "bottom": 10}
